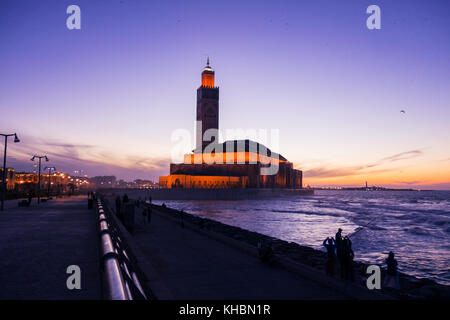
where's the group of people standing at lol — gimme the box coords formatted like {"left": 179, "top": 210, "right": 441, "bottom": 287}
{"left": 114, "top": 193, "right": 128, "bottom": 222}
{"left": 323, "top": 228, "right": 355, "bottom": 280}
{"left": 114, "top": 193, "right": 153, "bottom": 225}
{"left": 114, "top": 193, "right": 129, "bottom": 221}
{"left": 323, "top": 228, "right": 400, "bottom": 289}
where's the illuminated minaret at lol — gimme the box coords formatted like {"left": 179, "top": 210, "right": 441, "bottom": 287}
{"left": 196, "top": 57, "right": 219, "bottom": 151}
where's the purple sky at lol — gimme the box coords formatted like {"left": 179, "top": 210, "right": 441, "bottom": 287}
{"left": 1, "top": 0, "right": 449, "bottom": 188}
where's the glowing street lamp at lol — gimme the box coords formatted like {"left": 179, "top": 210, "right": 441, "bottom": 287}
{"left": 1, "top": 133, "right": 20, "bottom": 211}
{"left": 31, "top": 155, "right": 49, "bottom": 204}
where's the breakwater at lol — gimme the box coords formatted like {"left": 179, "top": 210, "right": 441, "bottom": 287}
{"left": 99, "top": 188, "right": 313, "bottom": 200}
{"left": 147, "top": 190, "right": 450, "bottom": 286}
{"left": 142, "top": 202, "right": 450, "bottom": 300}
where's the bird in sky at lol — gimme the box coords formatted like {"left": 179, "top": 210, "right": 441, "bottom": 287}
{"left": 400, "top": 110, "right": 406, "bottom": 114}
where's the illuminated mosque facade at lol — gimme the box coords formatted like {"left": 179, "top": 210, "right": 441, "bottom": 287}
{"left": 159, "top": 59, "right": 303, "bottom": 189}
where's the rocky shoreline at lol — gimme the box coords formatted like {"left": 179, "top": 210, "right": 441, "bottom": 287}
{"left": 148, "top": 202, "right": 450, "bottom": 300}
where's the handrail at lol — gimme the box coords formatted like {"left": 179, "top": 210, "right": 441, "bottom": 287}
{"left": 94, "top": 195, "right": 148, "bottom": 300}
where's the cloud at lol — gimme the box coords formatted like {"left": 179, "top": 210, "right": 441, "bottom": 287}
{"left": 304, "top": 166, "right": 392, "bottom": 178}
{"left": 380, "top": 150, "right": 423, "bottom": 163}
{"left": 301, "top": 149, "right": 424, "bottom": 179}
{"left": 4, "top": 136, "right": 170, "bottom": 180}
{"left": 126, "top": 156, "right": 170, "bottom": 170}
{"left": 395, "top": 180, "right": 422, "bottom": 185}
{"left": 45, "top": 142, "right": 94, "bottom": 149}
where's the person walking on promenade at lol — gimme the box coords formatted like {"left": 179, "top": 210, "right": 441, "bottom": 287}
{"left": 384, "top": 251, "right": 400, "bottom": 289}
{"left": 123, "top": 193, "right": 129, "bottom": 203}
{"left": 323, "top": 237, "right": 337, "bottom": 276}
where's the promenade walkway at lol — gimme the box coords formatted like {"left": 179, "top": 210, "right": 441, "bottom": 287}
{"left": 0, "top": 196, "right": 100, "bottom": 299}
{"left": 132, "top": 207, "right": 349, "bottom": 299}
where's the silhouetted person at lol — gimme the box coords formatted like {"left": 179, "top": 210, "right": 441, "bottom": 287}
{"left": 115, "top": 195, "right": 121, "bottom": 214}
{"left": 323, "top": 237, "right": 336, "bottom": 276}
{"left": 335, "top": 228, "right": 343, "bottom": 261}
{"left": 28, "top": 192, "right": 32, "bottom": 205}
{"left": 341, "top": 236, "right": 354, "bottom": 281}
{"left": 384, "top": 251, "right": 400, "bottom": 289}
{"left": 123, "top": 193, "right": 129, "bottom": 203}
{"left": 162, "top": 203, "right": 166, "bottom": 208}
{"left": 149, "top": 196, "right": 152, "bottom": 204}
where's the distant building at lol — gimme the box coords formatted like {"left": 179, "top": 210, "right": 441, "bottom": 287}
{"left": 1, "top": 170, "right": 90, "bottom": 194}
{"left": 89, "top": 176, "right": 117, "bottom": 187}
{"left": 134, "top": 179, "right": 158, "bottom": 189}
{"left": 14, "top": 171, "right": 72, "bottom": 193}
{"left": 159, "top": 60, "right": 303, "bottom": 189}
{"left": 0, "top": 168, "right": 15, "bottom": 190}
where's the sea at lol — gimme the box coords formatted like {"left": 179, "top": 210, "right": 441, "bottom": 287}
{"left": 153, "top": 190, "right": 450, "bottom": 285}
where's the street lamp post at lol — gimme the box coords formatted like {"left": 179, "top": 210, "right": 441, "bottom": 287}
{"left": 31, "top": 155, "right": 49, "bottom": 204}
{"left": 44, "top": 166, "right": 56, "bottom": 197}
{"left": 1, "top": 133, "right": 20, "bottom": 211}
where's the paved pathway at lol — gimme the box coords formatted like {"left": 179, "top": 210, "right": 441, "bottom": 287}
{"left": 0, "top": 196, "right": 100, "bottom": 299}
{"left": 133, "top": 209, "right": 348, "bottom": 299}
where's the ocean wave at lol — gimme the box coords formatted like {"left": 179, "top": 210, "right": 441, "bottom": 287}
{"left": 271, "top": 209, "right": 343, "bottom": 218}
{"left": 434, "top": 220, "right": 449, "bottom": 226}
{"left": 404, "top": 226, "right": 430, "bottom": 236}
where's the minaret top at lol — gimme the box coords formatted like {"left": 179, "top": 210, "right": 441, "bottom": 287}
{"left": 201, "top": 57, "right": 215, "bottom": 87}
{"left": 203, "top": 57, "right": 213, "bottom": 72}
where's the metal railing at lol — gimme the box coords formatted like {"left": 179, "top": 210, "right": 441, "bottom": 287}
{"left": 95, "top": 196, "right": 149, "bottom": 300}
